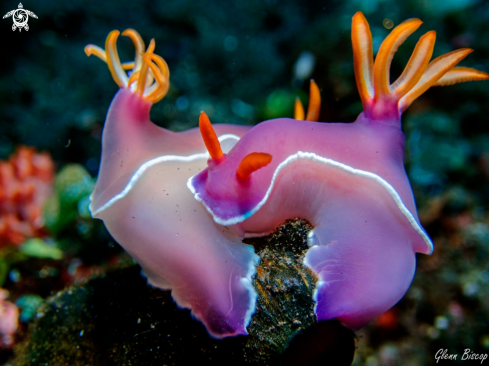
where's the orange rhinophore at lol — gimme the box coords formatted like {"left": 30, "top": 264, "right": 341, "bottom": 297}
{"left": 236, "top": 152, "right": 273, "bottom": 181}
{"left": 199, "top": 111, "right": 224, "bottom": 160}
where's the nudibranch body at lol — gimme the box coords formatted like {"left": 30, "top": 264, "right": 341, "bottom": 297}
{"left": 189, "top": 12, "right": 489, "bottom": 330}
{"left": 86, "top": 31, "right": 258, "bottom": 337}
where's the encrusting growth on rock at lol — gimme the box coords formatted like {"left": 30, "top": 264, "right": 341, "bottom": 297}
{"left": 10, "top": 219, "right": 356, "bottom": 366}
{"left": 244, "top": 219, "right": 317, "bottom": 363}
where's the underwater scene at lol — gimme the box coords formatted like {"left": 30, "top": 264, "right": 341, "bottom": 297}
{"left": 1, "top": 0, "right": 489, "bottom": 364}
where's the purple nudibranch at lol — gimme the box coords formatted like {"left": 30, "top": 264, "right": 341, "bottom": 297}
{"left": 86, "top": 13, "right": 489, "bottom": 338}
{"left": 189, "top": 12, "right": 489, "bottom": 330}
{"left": 85, "top": 30, "right": 257, "bottom": 337}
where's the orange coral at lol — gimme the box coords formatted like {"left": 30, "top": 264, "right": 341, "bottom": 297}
{"left": 0, "top": 147, "right": 54, "bottom": 247}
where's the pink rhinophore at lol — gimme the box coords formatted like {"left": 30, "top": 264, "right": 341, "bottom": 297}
{"left": 189, "top": 12, "right": 489, "bottom": 330}
{"left": 86, "top": 30, "right": 258, "bottom": 337}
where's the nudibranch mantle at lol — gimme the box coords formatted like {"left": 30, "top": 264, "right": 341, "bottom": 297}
{"left": 188, "top": 116, "right": 431, "bottom": 329}
{"left": 188, "top": 12, "right": 489, "bottom": 330}
{"left": 89, "top": 88, "right": 247, "bottom": 215}
{"left": 91, "top": 132, "right": 240, "bottom": 216}
{"left": 189, "top": 145, "right": 432, "bottom": 249}
{"left": 189, "top": 116, "right": 429, "bottom": 246}
{"left": 86, "top": 30, "right": 260, "bottom": 338}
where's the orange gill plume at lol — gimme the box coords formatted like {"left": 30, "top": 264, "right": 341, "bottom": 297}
{"left": 199, "top": 111, "right": 224, "bottom": 160}
{"left": 236, "top": 153, "right": 273, "bottom": 181}
{"left": 351, "top": 11, "right": 489, "bottom": 121}
{"left": 84, "top": 29, "right": 170, "bottom": 104}
{"left": 294, "top": 79, "right": 321, "bottom": 121}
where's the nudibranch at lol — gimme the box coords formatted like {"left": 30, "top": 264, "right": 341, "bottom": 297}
{"left": 85, "top": 30, "right": 258, "bottom": 337}
{"left": 189, "top": 12, "right": 489, "bottom": 330}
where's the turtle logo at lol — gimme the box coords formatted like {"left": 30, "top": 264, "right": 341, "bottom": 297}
{"left": 3, "top": 3, "right": 37, "bottom": 32}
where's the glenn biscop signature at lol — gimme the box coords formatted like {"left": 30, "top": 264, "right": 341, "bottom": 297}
{"left": 436, "top": 349, "right": 488, "bottom": 363}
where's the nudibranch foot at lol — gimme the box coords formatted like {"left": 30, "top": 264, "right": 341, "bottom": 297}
{"left": 352, "top": 12, "right": 489, "bottom": 123}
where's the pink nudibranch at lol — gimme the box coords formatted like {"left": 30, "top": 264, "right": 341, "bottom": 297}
{"left": 189, "top": 12, "right": 489, "bottom": 330}
{"left": 86, "top": 30, "right": 259, "bottom": 337}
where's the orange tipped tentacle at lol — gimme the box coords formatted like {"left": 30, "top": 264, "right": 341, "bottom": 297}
{"left": 121, "top": 29, "right": 145, "bottom": 71}
{"left": 236, "top": 153, "right": 273, "bottom": 181}
{"left": 85, "top": 38, "right": 135, "bottom": 77}
{"left": 143, "top": 39, "right": 157, "bottom": 88}
{"left": 122, "top": 61, "right": 135, "bottom": 70}
{"left": 146, "top": 38, "right": 156, "bottom": 54}
{"left": 139, "top": 55, "right": 161, "bottom": 102}
{"left": 127, "top": 70, "right": 140, "bottom": 86}
{"left": 141, "top": 53, "right": 170, "bottom": 103}
{"left": 145, "top": 72, "right": 155, "bottom": 89}
{"left": 373, "top": 18, "right": 423, "bottom": 100}
{"left": 145, "top": 53, "right": 169, "bottom": 93}
{"left": 352, "top": 11, "right": 374, "bottom": 107}
{"left": 84, "top": 45, "right": 107, "bottom": 62}
{"left": 86, "top": 30, "right": 171, "bottom": 104}
{"left": 136, "top": 39, "right": 156, "bottom": 97}
{"left": 136, "top": 62, "right": 149, "bottom": 97}
{"left": 433, "top": 66, "right": 489, "bottom": 86}
{"left": 306, "top": 80, "right": 321, "bottom": 121}
{"left": 105, "top": 30, "right": 128, "bottom": 88}
{"left": 352, "top": 14, "right": 488, "bottom": 119}
{"left": 143, "top": 71, "right": 167, "bottom": 103}
{"left": 399, "top": 48, "right": 473, "bottom": 112}
{"left": 294, "top": 97, "right": 305, "bottom": 120}
{"left": 144, "top": 53, "right": 170, "bottom": 80}
{"left": 199, "top": 112, "right": 223, "bottom": 160}
{"left": 392, "top": 31, "right": 436, "bottom": 99}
